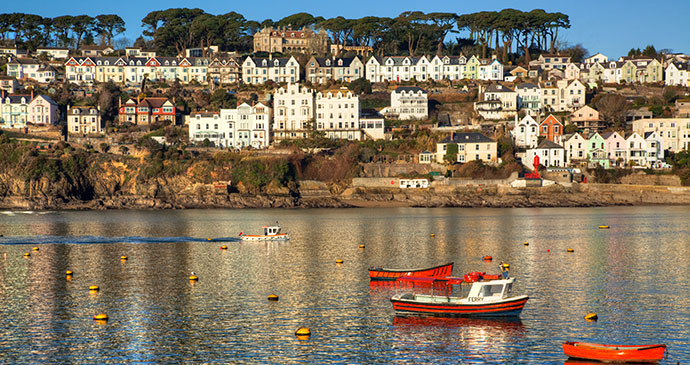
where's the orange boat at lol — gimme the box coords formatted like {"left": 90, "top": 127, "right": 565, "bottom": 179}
{"left": 562, "top": 341, "right": 666, "bottom": 363}
{"left": 368, "top": 262, "right": 453, "bottom": 281}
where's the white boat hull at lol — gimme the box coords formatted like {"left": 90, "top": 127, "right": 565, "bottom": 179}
{"left": 241, "top": 233, "right": 290, "bottom": 241}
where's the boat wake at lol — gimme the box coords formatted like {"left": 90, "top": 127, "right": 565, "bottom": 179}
{"left": 0, "top": 235, "right": 241, "bottom": 245}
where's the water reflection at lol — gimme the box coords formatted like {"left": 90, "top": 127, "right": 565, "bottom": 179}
{"left": 0, "top": 207, "right": 689, "bottom": 363}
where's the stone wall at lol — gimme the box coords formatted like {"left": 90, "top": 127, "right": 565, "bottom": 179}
{"left": 360, "top": 162, "right": 444, "bottom": 178}
{"left": 619, "top": 172, "right": 681, "bottom": 186}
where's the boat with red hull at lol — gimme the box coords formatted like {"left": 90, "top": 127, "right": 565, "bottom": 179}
{"left": 562, "top": 341, "right": 666, "bottom": 363}
{"left": 391, "top": 275, "right": 528, "bottom": 317}
{"left": 368, "top": 262, "right": 453, "bottom": 281}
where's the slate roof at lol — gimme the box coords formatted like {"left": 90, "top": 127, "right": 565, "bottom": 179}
{"left": 393, "top": 86, "right": 426, "bottom": 94}
{"left": 440, "top": 132, "right": 495, "bottom": 144}
{"left": 312, "top": 57, "right": 356, "bottom": 67}
{"left": 536, "top": 139, "right": 564, "bottom": 149}
{"left": 485, "top": 83, "right": 514, "bottom": 93}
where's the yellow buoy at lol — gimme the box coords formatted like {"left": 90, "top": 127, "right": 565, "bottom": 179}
{"left": 220, "top": 245, "right": 228, "bottom": 250}
{"left": 65, "top": 270, "right": 73, "bottom": 275}
{"left": 598, "top": 225, "right": 610, "bottom": 229}
{"left": 268, "top": 294, "right": 279, "bottom": 301}
{"left": 358, "top": 244, "right": 365, "bottom": 249}
{"left": 336, "top": 259, "right": 343, "bottom": 264}
{"left": 93, "top": 313, "right": 109, "bottom": 321}
{"left": 207, "top": 238, "right": 212, "bottom": 241}
{"left": 32, "top": 247, "right": 39, "bottom": 251}
{"left": 523, "top": 241, "right": 529, "bottom": 246}
{"left": 295, "top": 327, "right": 311, "bottom": 337}
{"left": 89, "top": 285, "right": 100, "bottom": 291}
{"left": 584, "top": 313, "right": 598, "bottom": 321}
{"left": 430, "top": 234, "right": 435, "bottom": 238}
{"left": 189, "top": 273, "right": 199, "bottom": 281}
{"left": 567, "top": 248, "right": 574, "bottom": 253}
{"left": 501, "top": 263, "right": 510, "bottom": 269}
{"left": 23, "top": 252, "right": 30, "bottom": 257}
{"left": 120, "top": 256, "right": 128, "bottom": 260}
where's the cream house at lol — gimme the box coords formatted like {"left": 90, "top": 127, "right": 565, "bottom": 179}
{"left": 67, "top": 106, "right": 102, "bottom": 135}
{"left": 306, "top": 56, "right": 363, "bottom": 84}
{"left": 436, "top": 132, "right": 498, "bottom": 164}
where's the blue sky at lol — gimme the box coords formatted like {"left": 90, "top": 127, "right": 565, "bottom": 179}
{"left": 5, "top": 0, "right": 689, "bottom": 58}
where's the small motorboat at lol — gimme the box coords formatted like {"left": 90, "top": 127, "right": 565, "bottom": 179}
{"left": 562, "top": 341, "right": 666, "bottom": 363}
{"left": 390, "top": 272, "right": 528, "bottom": 317}
{"left": 240, "top": 224, "right": 289, "bottom": 241}
{"left": 368, "top": 262, "right": 454, "bottom": 281}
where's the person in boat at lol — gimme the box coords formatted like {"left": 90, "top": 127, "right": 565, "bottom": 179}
{"left": 499, "top": 262, "right": 510, "bottom": 279}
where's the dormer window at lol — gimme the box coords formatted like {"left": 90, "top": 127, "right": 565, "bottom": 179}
{"left": 325, "top": 60, "right": 331, "bottom": 66}
{"left": 262, "top": 60, "right": 268, "bottom": 66}
{"left": 90, "top": 109, "right": 97, "bottom": 114}
{"left": 136, "top": 60, "right": 142, "bottom": 65}
{"left": 337, "top": 60, "right": 342, "bottom": 66}
{"left": 97, "top": 61, "right": 102, "bottom": 65}
{"left": 274, "top": 60, "right": 279, "bottom": 66}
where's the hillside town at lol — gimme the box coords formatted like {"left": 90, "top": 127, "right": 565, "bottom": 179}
{"left": 1, "top": 9, "right": 690, "bottom": 194}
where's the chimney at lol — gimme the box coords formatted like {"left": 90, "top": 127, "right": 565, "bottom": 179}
{"left": 137, "top": 95, "right": 140, "bottom": 104}
{"left": 30, "top": 89, "right": 34, "bottom": 100}
{"left": 269, "top": 53, "right": 273, "bottom": 61}
{"left": 450, "top": 132, "right": 454, "bottom": 141}
{"left": 118, "top": 98, "right": 121, "bottom": 108}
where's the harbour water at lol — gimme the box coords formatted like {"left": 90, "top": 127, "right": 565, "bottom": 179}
{"left": 0, "top": 207, "right": 688, "bottom": 363}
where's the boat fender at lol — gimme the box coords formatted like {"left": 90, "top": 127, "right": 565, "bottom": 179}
{"left": 584, "top": 313, "right": 598, "bottom": 321}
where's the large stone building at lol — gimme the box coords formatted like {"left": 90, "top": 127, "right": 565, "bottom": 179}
{"left": 253, "top": 27, "right": 328, "bottom": 54}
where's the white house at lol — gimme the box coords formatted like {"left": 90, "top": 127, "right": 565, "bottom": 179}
{"left": 365, "top": 56, "right": 430, "bottom": 83}
{"left": 188, "top": 103, "right": 271, "bottom": 149}
{"left": 315, "top": 88, "right": 361, "bottom": 140}
{"left": 525, "top": 139, "right": 565, "bottom": 168}
{"left": 387, "top": 86, "right": 428, "bottom": 120}
{"left": 515, "top": 82, "right": 541, "bottom": 116}
{"left": 643, "top": 131, "right": 664, "bottom": 167}
{"left": 477, "top": 58, "right": 504, "bottom": 81}
{"left": 665, "top": 63, "right": 689, "bottom": 87}
{"left": 626, "top": 132, "right": 647, "bottom": 167}
{"left": 242, "top": 56, "right": 300, "bottom": 84}
{"left": 475, "top": 83, "right": 518, "bottom": 120}
{"left": 584, "top": 53, "right": 608, "bottom": 65}
{"left": 563, "top": 133, "right": 587, "bottom": 165}
{"left": 273, "top": 83, "right": 315, "bottom": 141}
{"left": 512, "top": 115, "right": 539, "bottom": 148}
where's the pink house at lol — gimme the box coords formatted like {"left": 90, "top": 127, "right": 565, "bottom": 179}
{"left": 28, "top": 94, "right": 59, "bottom": 125}
{"left": 602, "top": 131, "right": 626, "bottom": 166}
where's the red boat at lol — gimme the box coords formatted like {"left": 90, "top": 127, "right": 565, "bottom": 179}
{"left": 391, "top": 276, "right": 528, "bottom": 317}
{"left": 368, "top": 262, "right": 453, "bottom": 281}
{"left": 562, "top": 341, "right": 666, "bottom": 363}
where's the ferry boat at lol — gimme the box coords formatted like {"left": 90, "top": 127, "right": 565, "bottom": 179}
{"left": 390, "top": 273, "right": 528, "bottom": 317}
{"left": 240, "top": 224, "right": 289, "bottom": 241}
{"left": 368, "top": 262, "right": 454, "bottom": 281}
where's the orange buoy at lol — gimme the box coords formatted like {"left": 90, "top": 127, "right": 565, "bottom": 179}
{"left": 358, "top": 244, "right": 365, "bottom": 249}
{"left": 483, "top": 255, "right": 493, "bottom": 261}
{"left": 567, "top": 248, "right": 574, "bottom": 253}
{"left": 584, "top": 313, "right": 598, "bottom": 321}
{"left": 65, "top": 270, "right": 73, "bottom": 275}
{"left": 220, "top": 245, "right": 228, "bottom": 250}
{"left": 268, "top": 294, "right": 279, "bottom": 301}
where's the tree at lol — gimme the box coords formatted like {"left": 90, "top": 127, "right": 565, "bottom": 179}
{"left": 425, "top": 12, "right": 458, "bottom": 55}
{"left": 95, "top": 15, "right": 125, "bottom": 46}
{"left": 444, "top": 143, "right": 458, "bottom": 163}
{"left": 642, "top": 45, "right": 658, "bottom": 58}
{"left": 276, "top": 13, "right": 318, "bottom": 29}
{"left": 593, "top": 94, "right": 629, "bottom": 128}
{"left": 71, "top": 15, "right": 95, "bottom": 49}
{"left": 561, "top": 43, "right": 588, "bottom": 63}
{"left": 348, "top": 78, "right": 372, "bottom": 95}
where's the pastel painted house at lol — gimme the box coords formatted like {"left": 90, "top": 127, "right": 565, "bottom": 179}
{"left": 436, "top": 132, "right": 498, "bottom": 164}
{"left": 28, "top": 95, "right": 59, "bottom": 125}
{"left": 587, "top": 132, "right": 609, "bottom": 168}
{"left": 524, "top": 139, "right": 565, "bottom": 168}
{"left": 602, "top": 131, "right": 627, "bottom": 166}
{"left": 538, "top": 114, "right": 564, "bottom": 143}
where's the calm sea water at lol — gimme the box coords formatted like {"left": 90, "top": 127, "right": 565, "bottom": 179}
{"left": 0, "top": 207, "right": 688, "bottom": 364}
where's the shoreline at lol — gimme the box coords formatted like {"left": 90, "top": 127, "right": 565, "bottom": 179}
{"left": 3, "top": 183, "right": 690, "bottom": 210}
